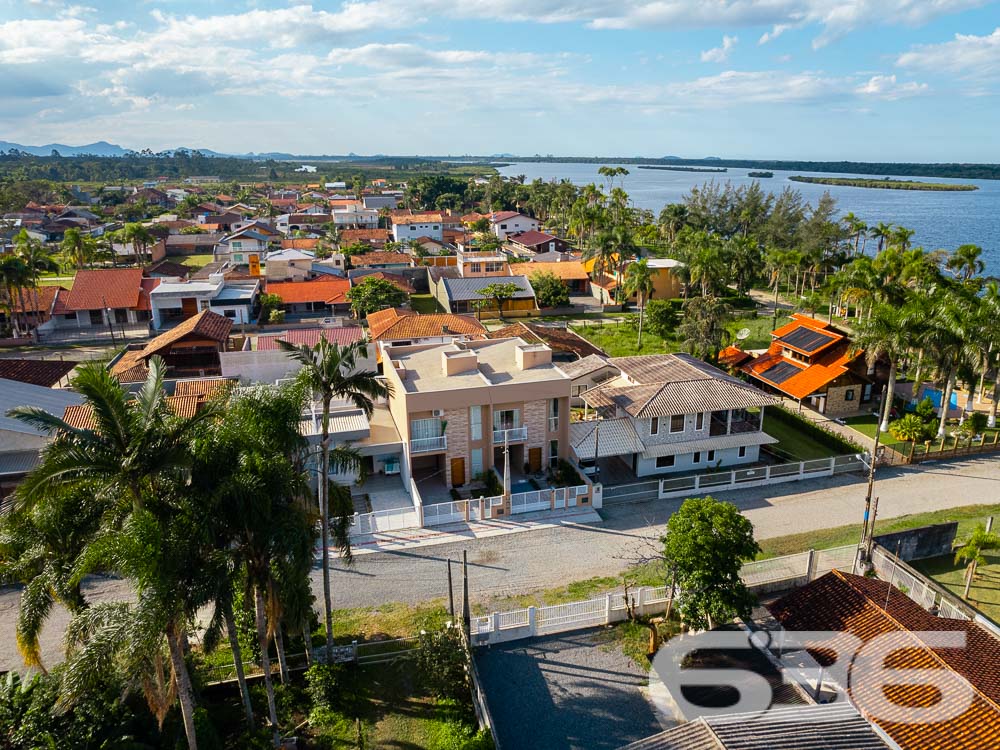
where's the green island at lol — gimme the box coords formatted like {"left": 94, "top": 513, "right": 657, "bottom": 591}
{"left": 747, "top": 171, "right": 773, "bottom": 178}
{"left": 789, "top": 175, "right": 978, "bottom": 191}
{"left": 638, "top": 164, "right": 727, "bottom": 173}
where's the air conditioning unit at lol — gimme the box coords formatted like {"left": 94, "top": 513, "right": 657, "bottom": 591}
{"left": 432, "top": 409, "right": 445, "bottom": 417}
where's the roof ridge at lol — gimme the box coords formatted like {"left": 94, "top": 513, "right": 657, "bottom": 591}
{"left": 832, "top": 569, "right": 1000, "bottom": 719}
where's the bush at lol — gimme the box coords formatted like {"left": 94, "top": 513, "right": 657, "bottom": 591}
{"left": 432, "top": 718, "right": 494, "bottom": 750}
{"left": 411, "top": 628, "right": 469, "bottom": 702}
{"left": 915, "top": 396, "right": 937, "bottom": 422}
{"left": 305, "top": 663, "right": 347, "bottom": 711}
{"left": 959, "top": 412, "right": 988, "bottom": 439}
{"left": 769, "top": 406, "right": 863, "bottom": 454}
{"left": 268, "top": 308, "right": 285, "bottom": 324}
{"left": 550, "top": 459, "right": 584, "bottom": 488}
{"left": 530, "top": 271, "right": 570, "bottom": 309}
{"left": 644, "top": 299, "right": 678, "bottom": 338}
{"left": 890, "top": 413, "right": 932, "bottom": 443}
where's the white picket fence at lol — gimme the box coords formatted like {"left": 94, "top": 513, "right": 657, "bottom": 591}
{"left": 472, "top": 546, "right": 857, "bottom": 645}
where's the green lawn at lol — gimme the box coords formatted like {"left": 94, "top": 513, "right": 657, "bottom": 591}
{"left": 411, "top": 294, "right": 444, "bottom": 314}
{"left": 914, "top": 552, "right": 1000, "bottom": 624}
{"left": 762, "top": 414, "right": 841, "bottom": 461}
{"left": 844, "top": 414, "right": 1000, "bottom": 455}
{"left": 177, "top": 253, "right": 216, "bottom": 269}
{"left": 570, "top": 321, "right": 678, "bottom": 357}
{"left": 38, "top": 276, "right": 75, "bottom": 289}
{"left": 727, "top": 314, "right": 790, "bottom": 350}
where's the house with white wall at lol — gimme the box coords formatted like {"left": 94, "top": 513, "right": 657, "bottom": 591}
{"left": 570, "top": 354, "right": 778, "bottom": 478}
{"left": 148, "top": 273, "right": 258, "bottom": 329}
{"left": 391, "top": 213, "right": 445, "bottom": 242}
{"left": 489, "top": 211, "right": 540, "bottom": 241}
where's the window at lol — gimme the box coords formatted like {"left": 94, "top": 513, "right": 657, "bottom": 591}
{"left": 696, "top": 412, "right": 704, "bottom": 430}
{"left": 493, "top": 409, "right": 519, "bottom": 431}
{"left": 845, "top": 389, "right": 856, "bottom": 401}
{"left": 470, "top": 263, "right": 482, "bottom": 273}
{"left": 485, "top": 262, "right": 504, "bottom": 273}
{"left": 693, "top": 451, "right": 703, "bottom": 463}
{"left": 409, "top": 225, "right": 416, "bottom": 231}
{"left": 232, "top": 241, "right": 242, "bottom": 249}
{"left": 433, "top": 225, "right": 439, "bottom": 230}
{"left": 470, "top": 406, "right": 482, "bottom": 441}
{"left": 670, "top": 414, "right": 685, "bottom": 433}
{"left": 233, "top": 254, "right": 244, "bottom": 263}
{"left": 738, "top": 446, "right": 747, "bottom": 458}
{"left": 550, "top": 440, "right": 559, "bottom": 468}
{"left": 656, "top": 455, "right": 675, "bottom": 468}
{"left": 411, "top": 417, "right": 441, "bottom": 440}
{"left": 224, "top": 310, "right": 236, "bottom": 319}
{"left": 549, "top": 399, "right": 559, "bottom": 431}
{"left": 500, "top": 224, "right": 508, "bottom": 230}
{"left": 89, "top": 309, "right": 104, "bottom": 325}
{"left": 707, "top": 450, "right": 716, "bottom": 462}
{"left": 114, "top": 309, "right": 128, "bottom": 324}
{"left": 471, "top": 448, "right": 483, "bottom": 477}
{"left": 650, "top": 417, "right": 659, "bottom": 435}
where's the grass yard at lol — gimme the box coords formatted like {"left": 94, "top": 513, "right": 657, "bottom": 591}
{"left": 763, "top": 413, "right": 843, "bottom": 460}
{"left": 727, "top": 314, "right": 789, "bottom": 350}
{"left": 410, "top": 293, "right": 444, "bottom": 314}
{"left": 913, "top": 552, "right": 1000, "bottom": 624}
{"left": 38, "top": 275, "right": 75, "bottom": 288}
{"left": 177, "top": 253, "right": 216, "bottom": 269}
{"left": 845, "top": 413, "right": 1000, "bottom": 455}
{"left": 570, "top": 320, "right": 678, "bottom": 357}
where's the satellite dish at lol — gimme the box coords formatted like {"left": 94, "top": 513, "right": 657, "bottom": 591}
{"left": 736, "top": 328, "right": 751, "bottom": 341}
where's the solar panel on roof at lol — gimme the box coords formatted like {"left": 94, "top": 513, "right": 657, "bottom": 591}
{"left": 760, "top": 360, "right": 802, "bottom": 384}
{"left": 778, "top": 327, "right": 835, "bottom": 353}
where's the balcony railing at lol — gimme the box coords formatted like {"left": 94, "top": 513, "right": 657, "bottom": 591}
{"left": 710, "top": 416, "right": 761, "bottom": 436}
{"left": 493, "top": 426, "right": 528, "bottom": 444}
{"left": 410, "top": 435, "right": 447, "bottom": 453}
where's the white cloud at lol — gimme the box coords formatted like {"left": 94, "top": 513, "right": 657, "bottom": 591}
{"left": 897, "top": 27, "right": 1000, "bottom": 77}
{"left": 855, "top": 74, "right": 928, "bottom": 100}
{"left": 701, "top": 35, "right": 738, "bottom": 63}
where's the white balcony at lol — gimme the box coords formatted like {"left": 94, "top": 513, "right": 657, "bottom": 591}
{"left": 410, "top": 435, "right": 447, "bottom": 454}
{"left": 493, "top": 426, "right": 528, "bottom": 444}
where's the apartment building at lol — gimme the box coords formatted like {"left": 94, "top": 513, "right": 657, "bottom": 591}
{"left": 381, "top": 338, "right": 571, "bottom": 493}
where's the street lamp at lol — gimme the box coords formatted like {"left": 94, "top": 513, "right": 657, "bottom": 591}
{"left": 102, "top": 295, "right": 116, "bottom": 346}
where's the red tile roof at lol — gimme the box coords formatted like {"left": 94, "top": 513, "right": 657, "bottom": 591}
{"left": 354, "top": 272, "right": 415, "bottom": 294}
{"left": 63, "top": 269, "right": 147, "bottom": 311}
{"left": 366, "top": 308, "right": 485, "bottom": 341}
{"left": 351, "top": 252, "right": 413, "bottom": 267}
{"left": 508, "top": 230, "right": 562, "bottom": 247}
{"left": 0, "top": 358, "right": 77, "bottom": 387}
{"left": 771, "top": 570, "right": 1000, "bottom": 750}
{"left": 266, "top": 278, "right": 351, "bottom": 305}
{"left": 4, "top": 285, "right": 65, "bottom": 315}
{"left": 255, "top": 327, "right": 364, "bottom": 351}
{"left": 280, "top": 238, "right": 320, "bottom": 249}
{"left": 718, "top": 344, "right": 753, "bottom": 368}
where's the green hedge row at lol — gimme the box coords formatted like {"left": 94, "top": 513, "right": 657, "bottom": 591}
{"left": 767, "top": 405, "right": 863, "bottom": 455}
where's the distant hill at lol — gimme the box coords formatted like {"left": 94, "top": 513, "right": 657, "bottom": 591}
{"left": 0, "top": 140, "right": 130, "bottom": 157}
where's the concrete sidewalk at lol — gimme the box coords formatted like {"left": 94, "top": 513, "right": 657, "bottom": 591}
{"left": 342, "top": 506, "right": 603, "bottom": 555}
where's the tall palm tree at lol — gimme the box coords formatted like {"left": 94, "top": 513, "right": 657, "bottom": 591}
{"left": 15, "top": 229, "right": 58, "bottom": 331}
{"left": 946, "top": 244, "right": 985, "bottom": 282}
{"left": 122, "top": 223, "right": 155, "bottom": 266}
{"left": 608, "top": 225, "right": 638, "bottom": 300}
{"left": 854, "top": 303, "right": 913, "bottom": 432}
{"left": 623, "top": 259, "right": 654, "bottom": 347}
{"left": 890, "top": 226, "right": 915, "bottom": 251}
{"left": 582, "top": 230, "right": 618, "bottom": 291}
{"left": 872, "top": 222, "right": 894, "bottom": 253}
{"left": 926, "top": 294, "right": 976, "bottom": 438}
{"left": 0, "top": 254, "right": 31, "bottom": 337}
{"left": 61, "top": 227, "right": 96, "bottom": 270}
{"left": 842, "top": 213, "right": 868, "bottom": 256}
{"left": 277, "top": 338, "right": 389, "bottom": 661}
{"left": 678, "top": 295, "right": 733, "bottom": 362}
{"left": 955, "top": 523, "right": 1000, "bottom": 600}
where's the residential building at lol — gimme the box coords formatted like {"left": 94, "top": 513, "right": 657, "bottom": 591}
{"left": 506, "top": 230, "right": 572, "bottom": 256}
{"left": 572, "top": 354, "right": 778, "bottom": 477}
{"left": 771, "top": 569, "right": 1000, "bottom": 750}
{"left": 556, "top": 355, "right": 619, "bottom": 405}
{"left": 489, "top": 211, "right": 540, "bottom": 240}
{"left": 1, "top": 284, "right": 68, "bottom": 331}
{"left": 110, "top": 309, "right": 233, "bottom": 382}
{"left": 390, "top": 212, "right": 447, "bottom": 242}
{"left": 264, "top": 278, "right": 351, "bottom": 316}
{"left": 165, "top": 233, "right": 225, "bottom": 256}
{"left": 366, "top": 308, "right": 486, "bottom": 364}
{"left": 0, "top": 379, "right": 83, "bottom": 501}
{"left": 220, "top": 327, "right": 369, "bottom": 385}
{"left": 148, "top": 273, "right": 259, "bottom": 329}
{"left": 382, "top": 337, "right": 572, "bottom": 492}
{"left": 586, "top": 256, "right": 685, "bottom": 304}
{"left": 331, "top": 207, "right": 379, "bottom": 229}
{"left": 264, "top": 248, "right": 316, "bottom": 282}
{"left": 455, "top": 245, "right": 509, "bottom": 278}
{"left": 275, "top": 213, "right": 331, "bottom": 234}
{"left": 147, "top": 260, "right": 191, "bottom": 280}
{"left": 487, "top": 321, "right": 605, "bottom": 361}
{"left": 741, "top": 314, "right": 876, "bottom": 417}
{"left": 214, "top": 224, "right": 280, "bottom": 265}
{"left": 524, "top": 260, "right": 590, "bottom": 294}
{"left": 339, "top": 228, "right": 390, "bottom": 249}
{"left": 427, "top": 271, "right": 537, "bottom": 316}
{"left": 348, "top": 270, "right": 415, "bottom": 295}
{"left": 362, "top": 195, "right": 398, "bottom": 210}
{"left": 0, "top": 358, "right": 77, "bottom": 388}
{"left": 49, "top": 268, "right": 157, "bottom": 331}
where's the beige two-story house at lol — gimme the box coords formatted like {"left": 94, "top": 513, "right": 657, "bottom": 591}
{"left": 572, "top": 354, "right": 778, "bottom": 477}
{"left": 381, "top": 338, "right": 571, "bottom": 495}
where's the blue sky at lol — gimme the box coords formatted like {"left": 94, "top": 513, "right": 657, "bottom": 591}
{"left": 1, "top": 0, "right": 999, "bottom": 160}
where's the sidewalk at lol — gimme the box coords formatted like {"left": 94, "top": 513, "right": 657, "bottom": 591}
{"left": 341, "top": 506, "right": 604, "bottom": 555}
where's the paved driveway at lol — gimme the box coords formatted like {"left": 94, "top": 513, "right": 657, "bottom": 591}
{"left": 476, "top": 631, "right": 663, "bottom": 750}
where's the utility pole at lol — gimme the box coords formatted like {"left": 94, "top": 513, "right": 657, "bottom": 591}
{"left": 855, "top": 385, "right": 887, "bottom": 573}
{"left": 462, "top": 550, "right": 470, "bottom": 635}
{"left": 447, "top": 558, "right": 455, "bottom": 621}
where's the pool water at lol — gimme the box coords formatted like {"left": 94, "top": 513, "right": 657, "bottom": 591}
{"left": 510, "top": 481, "right": 535, "bottom": 494}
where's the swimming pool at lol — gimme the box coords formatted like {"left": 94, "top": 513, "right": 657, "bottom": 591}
{"left": 510, "top": 481, "right": 535, "bottom": 494}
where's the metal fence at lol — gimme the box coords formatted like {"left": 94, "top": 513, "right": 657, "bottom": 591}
{"left": 870, "top": 545, "right": 975, "bottom": 622}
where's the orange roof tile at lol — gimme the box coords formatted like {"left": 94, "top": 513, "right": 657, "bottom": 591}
{"left": 718, "top": 345, "right": 753, "bottom": 368}
{"left": 266, "top": 278, "right": 350, "bottom": 305}
{"left": 351, "top": 252, "right": 412, "bottom": 267}
{"left": 280, "top": 238, "right": 320, "bottom": 250}
{"left": 772, "top": 570, "right": 1000, "bottom": 750}
{"left": 63, "top": 269, "right": 146, "bottom": 311}
{"left": 3, "top": 285, "right": 65, "bottom": 314}
{"left": 173, "top": 378, "right": 234, "bottom": 398}
{"left": 742, "top": 340, "right": 863, "bottom": 400}
{"left": 525, "top": 261, "right": 589, "bottom": 281}
{"left": 356, "top": 272, "right": 415, "bottom": 294}
{"left": 63, "top": 394, "right": 207, "bottom": 430}
{"left": 143, "top": 310, "right": 232, "bottom": 357}
{"left": 366, "top": 308, "right": 485, "bottom": 341}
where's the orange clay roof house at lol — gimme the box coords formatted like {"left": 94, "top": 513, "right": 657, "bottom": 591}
{"left": 771, "top": 569, "right": 1000, "bottom": 750}
{"left": 265, "top": 278, "right": 351, "bottom": 308}
{"left": 366, "top": 308, "right": 486, "bottom": 342}
{"left": 739, "top": 313, "right": 878, "bottom": 416}
{"left": 110, "top": 309, "right": 233, "bottom": 382}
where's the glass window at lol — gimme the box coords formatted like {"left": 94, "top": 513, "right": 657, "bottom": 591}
{"left": 650, "top": 417, "right": 659, "bottom": 435}
{"left": 549, "top": 440, "right": 559, "bottom": 468}
{"left": 670, "top": 414, "right": 685, "bottom": 433}
{"left": 656, "top": 455, "right": 675, "bottom": 468}
{"left": 224, "top": 310, "right": 236, "bottom": 319}
{"left": 693, "top": 452, "right": 702, "bottom": 463}
{"left": 696, "top": 412, "right": 704, "bottom": 430}
{"left": 493, "top": 409, "right": 519, "bottom": 431}
{"left": 845, "top": 389, "right": 856, "bottom": 401}
{"left": 411, "top": 417, "right": 440, "bottom": 440}
{"left": 738, "top": 446, "right": 747, "bottom": 458}
{"left": 470, "top": 406, "right": 482, "bottom": 441}
{"left": 471, "top": 448, "right": 483, "bottom": 477}
{"left": 707, "top": 450, "right": 715, "bottom": 462}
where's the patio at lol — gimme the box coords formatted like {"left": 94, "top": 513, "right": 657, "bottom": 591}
{"left": 353, "top": 473, "right": 411, "bottom": 513}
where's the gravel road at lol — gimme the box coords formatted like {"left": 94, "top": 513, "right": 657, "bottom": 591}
{"left": 4, "top": 456, "right": 999, "bottom": 672}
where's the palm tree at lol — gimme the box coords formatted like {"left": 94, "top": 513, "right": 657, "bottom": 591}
{"left": 872, "top": 222, "right": 893, "bottom": 253}
{"left": 0, "top": 254, "right": 31, "bottom": 337}
{"left": 277, "top": 338, "right": 389, "bottom": 661}
{"left": 678, "top": 295, "right": 733, "bottom": 362}
{"left": 955, "top": 523, "right": 1000, "bottom": 599}
{"left": 890, "top": 226, "right": 915, "bottom": 251}
{"left": 122, "top": 223, "right": 155, "bottom": 266}
{"left": 842, "top": 213, "right": 868, "bottom": 256}
{"left": 854, "top": 303, "right": 913, "bottom": 432}
{"left": 926, "top": 294, "right": 976, "bottom": 438}
{"left": 61, "top": 227, "right": 96, "bottom": 270}
{"left": 608, "top": 225, "right": 638, "bottom": 300}
{"left": 582, "top": 230, "right": 617, "bottom": 289}
{"left": 658, "top": 203, "right": 688, "bottom": 247}
{"left": 15, "top": 229, "right": 58, "bottom": 332}
{"left": 623, "top": 259, "right": 654, "bottom": 347}
{"left": 679, "top": 230, "right": 725, "bottom": 298}
{"left": 946, "top": 244, "right": 985, "bottom": 282}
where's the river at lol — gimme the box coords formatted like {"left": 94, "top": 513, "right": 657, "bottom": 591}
{"left": 496, "top": 162, "right": 1000, "bottom": 275}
